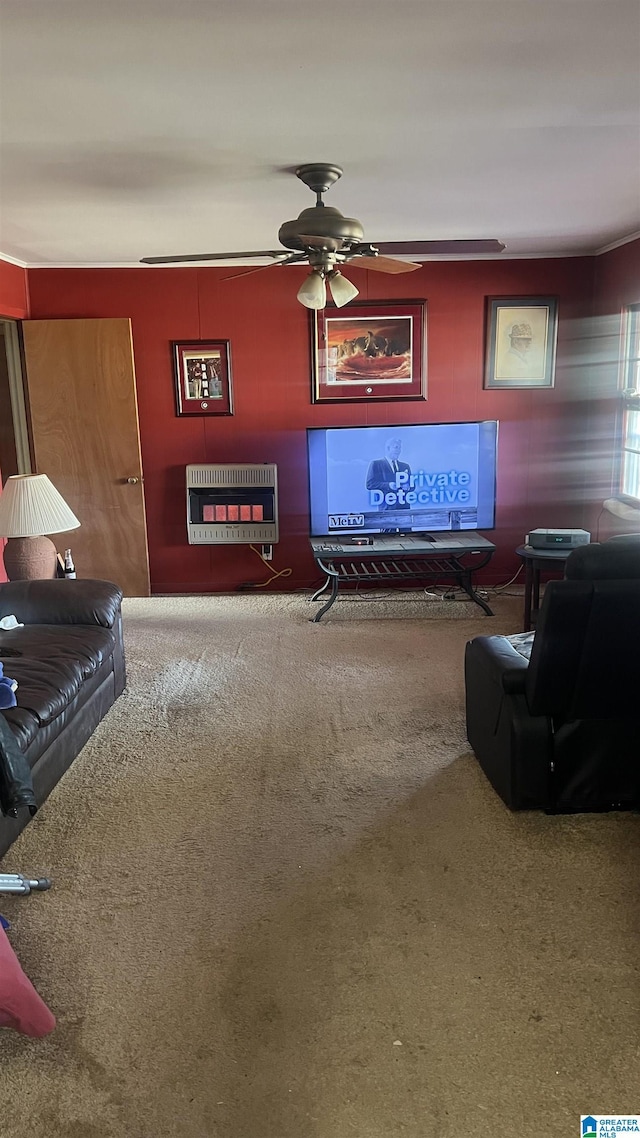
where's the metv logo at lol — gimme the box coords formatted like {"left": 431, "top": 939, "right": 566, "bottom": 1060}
{"left": 582, "top": 1120, "right": 597, "bottom": 1136}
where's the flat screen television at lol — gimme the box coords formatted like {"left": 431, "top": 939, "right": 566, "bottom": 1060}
{"left": 307, "top": 421, "right": 498, "bottom": 536}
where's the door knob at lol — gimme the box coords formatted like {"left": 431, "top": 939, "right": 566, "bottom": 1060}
{"left": 127, "top": 477, "right": 140, "bottom": 484}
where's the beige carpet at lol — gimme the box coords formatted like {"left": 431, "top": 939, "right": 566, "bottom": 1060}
{"left": 1, "top": 592, "right": 638, "bottom": 1138}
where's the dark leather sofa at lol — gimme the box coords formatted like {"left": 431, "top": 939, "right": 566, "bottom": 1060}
{"left": 0, "top": 579, "right": 125, "bottom": 856}
{"left": 464, "top": 539, "right": 640, "bottom": 811}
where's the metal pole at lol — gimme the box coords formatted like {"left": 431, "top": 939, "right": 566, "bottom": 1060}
{"left": 0, "top": 874, "right": 52, "bottom": 895}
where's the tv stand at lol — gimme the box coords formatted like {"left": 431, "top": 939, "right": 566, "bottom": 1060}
{"left": 309, "top": 532, "right": 496, "bottom": 621}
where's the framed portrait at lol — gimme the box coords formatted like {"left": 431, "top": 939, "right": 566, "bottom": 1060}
{"left": 311, "top": 300, "right": 426, "bottom": 403}
{"left": 484, "top": 297, "right": 558, "bottom": 389}
{"left": 173, "top": 340, "right": 233, "bottom": 416}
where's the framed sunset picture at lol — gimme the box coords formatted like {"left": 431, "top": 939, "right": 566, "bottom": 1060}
{"left": 311, "top": 300, "right": 426, "bottom": 403}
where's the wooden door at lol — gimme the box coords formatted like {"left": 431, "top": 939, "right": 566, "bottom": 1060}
{"left": 21, "top": 318, "right": 150, "bottom": 596}
{"left": 0, "top": 325, "right": 19, "bottom": 479}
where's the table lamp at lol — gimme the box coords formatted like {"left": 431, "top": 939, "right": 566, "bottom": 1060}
{"left": 0, "top": 474, "right": 80, "bottom": 580}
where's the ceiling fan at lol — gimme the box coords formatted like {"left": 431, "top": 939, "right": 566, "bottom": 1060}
{"left": 141, "top": 163, "right": 505, "bottom": 309}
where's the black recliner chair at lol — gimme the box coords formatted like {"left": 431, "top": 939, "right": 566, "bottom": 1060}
{"left": 464, "top": 539, "right": 640, "bottom": 811}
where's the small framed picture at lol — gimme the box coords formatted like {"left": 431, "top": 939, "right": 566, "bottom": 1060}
{"left": 484, "top": 297, "right": 558, "bottom": 389}
{"left": 173, "top": 340, "right": 233, "bottom": 415}
{"left": 311, "top": 300, "right": 427, "bottom": 403}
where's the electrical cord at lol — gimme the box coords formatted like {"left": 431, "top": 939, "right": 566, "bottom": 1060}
{"left": 239, "top": 544, "right": 293, "bottom": 589}
{"left": 488, "top": 563, "right": 524, "bottom": 595}
{"left": 419, "top": 567, "right": 524, "bottom": 603}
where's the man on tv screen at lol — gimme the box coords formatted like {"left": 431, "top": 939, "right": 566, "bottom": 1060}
{"left": 365, "top": 437, "right": 412, "bottom": 514}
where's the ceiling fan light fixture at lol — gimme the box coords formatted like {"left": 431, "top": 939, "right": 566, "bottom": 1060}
{"left": 297, "top": 270, "right": 327, "bottom": 310}
{"left": 327, "top": 270, "right": 359, "bottom": 308}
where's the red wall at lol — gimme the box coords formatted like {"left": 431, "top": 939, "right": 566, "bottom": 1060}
{"left": 0, "top": 259, "right": 29, "bottom": 320}
{"left": 27, "top": 258, "right": 595, "bottom": 591}
{"left": 0, "top": 257, "right": 29, "bottom": 581}
{"left": 595, "top": 237, "right": 640, "bottom": 310}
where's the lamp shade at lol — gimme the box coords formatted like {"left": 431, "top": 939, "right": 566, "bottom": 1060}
{"left": 0, "top": 475, "right": 80, "bottom": 538}
{"left": 297, "top": 271, "right": 327, "bottom": 310}
{"left": 327, "top": 270, "right": 359, "bottom": 308}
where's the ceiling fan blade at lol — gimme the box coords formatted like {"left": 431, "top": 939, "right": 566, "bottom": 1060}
{"left": 140, "top": 250, "right": 286, "bottom": 265}
{"left": 371, "top": 239, "right": 506, "bottom": 257}
{"left": 222, "top": 253, "right": 308, "bottom": 280}
{"left": 298, "top": 234, "right": 343, "bottom": 253}
{"left": 221, "top": 264, "right": 280, "bottom": 282}
{"left": 348, "top": 255, "right": 420, "bottom": 274}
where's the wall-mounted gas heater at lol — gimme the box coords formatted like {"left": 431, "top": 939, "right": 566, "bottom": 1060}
{"left": 186, "top": 464, "right": 278, "bottom": 545}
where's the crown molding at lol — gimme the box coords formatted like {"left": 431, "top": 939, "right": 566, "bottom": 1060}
{"left": 0, "top": 251, "right": 28, "bottom": 268}
{"left": 594, "top": 230, "right": 640, "bottom": 256}
{"left": 5, "top": 250, "right": 595, "bottom": 269}
{"left": 24, "top": 261, "right": 180, "bottom": 269}
{"left": 2, "top": 234, "right": 637, "bottom": 269}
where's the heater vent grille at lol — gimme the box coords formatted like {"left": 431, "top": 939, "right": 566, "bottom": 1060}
{"left": 190, "top": 524, "right": 276, "bottom": 545}
{"left": 187, "top": 464, "right": 276, "bottom": 488}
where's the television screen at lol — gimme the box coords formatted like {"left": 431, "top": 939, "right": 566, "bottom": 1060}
{"left": 307, "top": 421, "right": 498, "bottom": 536}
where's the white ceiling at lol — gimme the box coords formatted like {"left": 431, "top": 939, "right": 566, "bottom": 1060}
{"left": 0, "top": 0, "right": 639, "bottom": 266}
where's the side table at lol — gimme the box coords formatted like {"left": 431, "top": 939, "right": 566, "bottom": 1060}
{"left": 516, "top": 544, "right": 572, "bottom": 632}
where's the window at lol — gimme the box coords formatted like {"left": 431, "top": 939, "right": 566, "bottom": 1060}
{"left": 620, "top": 304, "right": 640, "bottom": 502}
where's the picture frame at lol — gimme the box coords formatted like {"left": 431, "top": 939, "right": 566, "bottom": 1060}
{"left": 311, "top": 300, "right": 426, "bottom": 403}
{"left": 484, "top": 297, "right": 558, "bottom": 389}
{"left": 172, "top": 340, "right": 233, "bottom": 416}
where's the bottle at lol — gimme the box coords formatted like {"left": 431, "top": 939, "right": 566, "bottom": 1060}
{"left": 63, "top": 549, "right": 76, "bottom": 579}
